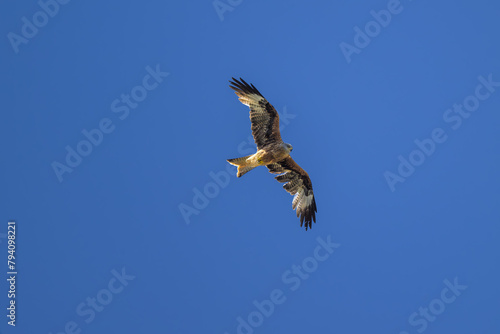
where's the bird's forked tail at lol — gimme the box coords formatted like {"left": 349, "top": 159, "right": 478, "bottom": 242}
{"left": 227, "top": 155, "right": 256, "bottom": 177}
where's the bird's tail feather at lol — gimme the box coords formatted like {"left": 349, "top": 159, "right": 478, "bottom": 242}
{"left": 227, "top": 155, "right": 256, "bottom": 177}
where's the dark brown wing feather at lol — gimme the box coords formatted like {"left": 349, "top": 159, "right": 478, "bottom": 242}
{"left": 267, "top": 157, "right": 317, "bottom": 230}
{"left": 229, "top": 78, "right": 281, "bottom": 149}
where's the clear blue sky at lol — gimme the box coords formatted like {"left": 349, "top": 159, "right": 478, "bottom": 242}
{"left": 1, "top": 0, "right": 499, "bottom": 333}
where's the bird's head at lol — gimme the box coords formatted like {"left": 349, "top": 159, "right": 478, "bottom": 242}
{"left": 285, "top": 143, "right": 293, "bottom": 153}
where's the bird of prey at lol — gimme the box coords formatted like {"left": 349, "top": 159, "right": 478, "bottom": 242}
{"left": 227, "top": 78, "right": 317, "bottom": 230}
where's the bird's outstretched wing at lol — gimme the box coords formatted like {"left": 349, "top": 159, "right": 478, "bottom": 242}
{"left": 267, "top": 157, "right": 317, "bottom": 230}
{"left": 229, "top": 78, "right": 282, "bottom": 149}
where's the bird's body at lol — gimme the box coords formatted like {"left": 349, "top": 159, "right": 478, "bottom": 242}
{"left": 226, "top": 78, "right": 318, "bottom": 230}
{"left": 228, "top": 142, "right": 292, "bottom": 176}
